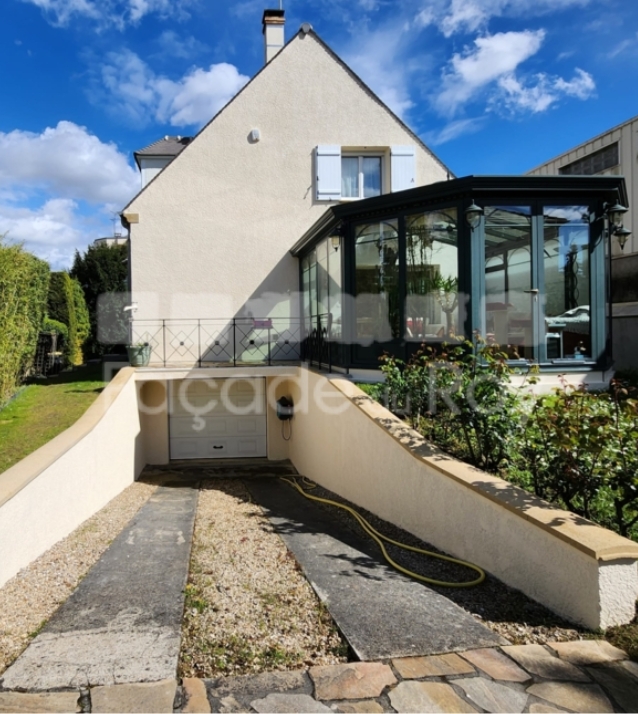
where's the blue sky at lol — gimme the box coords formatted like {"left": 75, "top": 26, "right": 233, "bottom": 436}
{"left": 2, "top": 0, "right": 637, "bottom": 269}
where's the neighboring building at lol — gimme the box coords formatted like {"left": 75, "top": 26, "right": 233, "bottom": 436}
{"left": 120, "top": 10, "right": 628, "bottom": 461}
{"left": 134, "top": 135, "right": 193, "bottom": 188}
{"left": 93, "top": 234, "right": 129, "bottom": 248}
{"left": 527, "top": 115, "right": 638, "bottom": 369}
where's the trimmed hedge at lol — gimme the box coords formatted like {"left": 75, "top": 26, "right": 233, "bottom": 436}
{"left": 47, "top": 272, "right": 90, "bottom": 365}
{"left": 0, "top": 239, "right": 50, "bottom": 405}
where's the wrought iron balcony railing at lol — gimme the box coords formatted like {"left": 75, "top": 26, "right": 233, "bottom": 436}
{"left": 130, "top": 318, "right": 302, "bottom": 367}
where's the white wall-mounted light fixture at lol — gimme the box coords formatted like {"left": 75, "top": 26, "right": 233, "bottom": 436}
{"left": 465, "top": 200, "right": 483, "bottom": 229}
{"left": 250, "top": 129, "right": 261, "bottom": 143}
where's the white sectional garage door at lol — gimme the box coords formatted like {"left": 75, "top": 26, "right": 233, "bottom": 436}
{"left": 169, "top": 378, "right": 267, "bottom": 460}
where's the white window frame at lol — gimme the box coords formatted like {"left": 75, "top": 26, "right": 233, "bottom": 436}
{"left": 340, "top": 152, "right": 383, "bottom": 201}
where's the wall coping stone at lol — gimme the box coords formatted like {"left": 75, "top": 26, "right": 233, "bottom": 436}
{"left": 0, "top": 368, "right": 136, "bottom": 510}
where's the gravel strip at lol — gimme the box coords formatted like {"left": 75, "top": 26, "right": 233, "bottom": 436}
{"left": 0, "top": 481, "right": 156, "bottom": 674}
{"left": 178, "top": 479, "right": 347, "bottom": 679}
{"left": 304, "top": 480, "right": 584, "bottom": 645}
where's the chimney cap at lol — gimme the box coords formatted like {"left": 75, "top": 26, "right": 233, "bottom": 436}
{"left": 263, "top": 8, "right": 285, "bottom": 25}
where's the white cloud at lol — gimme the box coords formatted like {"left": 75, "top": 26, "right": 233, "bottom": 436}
{"left": 0, "top": 121, "right": 138, "bottom": 209}
{"left": 414, "top": 0, "right": 594, "bottom": 37}
{"left": 494, "top": 68, "right": 595, "bottom": 113}
{"left": 344, "top": 25, "right": 416, "bottom": 118}
{"left": 20, "top": 0, "right": 193, "bottom": 28}
{"left": 0, "top": 122, "right": 138, "bottom": 268}
{"left": 435, "top": 30, "right": 595, "bottom": 116}
{"left": 95, "top": 49, "right": 249, "bottom": 128}
{"left": 154, "top": 30, "right": 208, "bottom": 60}
{"left": 0, "top": 198, "right": 101, "bottom": 269}
{"left": 437, "top": 30, "right": 545, "bottom": 114}
{"left": 424, "top": 116, "right": 486, "bottom": 145}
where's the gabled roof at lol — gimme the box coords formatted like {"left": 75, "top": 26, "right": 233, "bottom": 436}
{"left": 133, "top": 136, "right": 193, "bottom": 169}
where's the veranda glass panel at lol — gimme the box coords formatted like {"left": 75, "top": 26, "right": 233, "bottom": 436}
{"left": 484, "top": 206, "right": 534, "bottom": 359}
{"left": 354, "top": 219, "right": 400, "bottom": 342}
{"left": 405, "top": 208, "right": 459, "bottom": 341}
{"left": 328, "top": 235, "right": 343, "bottom": 340}
{"left": 317, "top": 238, "right": 330, "bottom": 319}
{"left": 543, "top": 206, "right": 591, "bottom": 359}
{"left": 341, "top": 157, "right": 359, "bottom": 198}
{"left": 308, "top": 249, "right": 317, "bottom": 319}
{"left": 302, "top": 255, "right": 311, "bottom": 325}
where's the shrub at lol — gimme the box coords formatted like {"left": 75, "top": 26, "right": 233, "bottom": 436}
{"left": 380, "top": 338, "right": 525, "bottom": 472}
{"left": 518, "top": 381, "right": 638, "bottom": 538}
{"left": 47, "top": 272, "right": 89, "bottom": 365}
{"left": 0, "top": 237, "right": 49, "bottom": 404}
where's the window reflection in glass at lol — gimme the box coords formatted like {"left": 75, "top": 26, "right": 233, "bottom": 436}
{"left": 341, "top": 157, "right": 359, "bottom": 198}
{"left": 362, "top": 158, "right": 381, "bottom": 198}
{"left": 354, "top": 219, "right": 400, "bottom": 342}
{"left": 544, "top": 206, "right": 590, "bottom": 360}
{"left": 484, "top": 206, "right": 533, "bottom": 359}
{"left": 405, "top": 209, "right": 459, "bottom": 341}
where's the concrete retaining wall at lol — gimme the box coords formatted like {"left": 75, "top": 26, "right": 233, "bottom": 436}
{"left": 282, "top": 367, "right": 638, "bottom": 630}
{"left": 0, "top": 368, "right": 145, "bottom": 588}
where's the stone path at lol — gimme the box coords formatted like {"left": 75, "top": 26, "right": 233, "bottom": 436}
{"left": 1, "top": 640, "right": 635, "bottom": 712}
{"left": 246, "top": 477, "right": 505, "bottom": 660}
{"left": 0, "top": 486, "right": 198, "bottom": 691}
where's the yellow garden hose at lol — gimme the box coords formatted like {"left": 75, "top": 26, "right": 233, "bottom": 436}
{"left": 280, "top": 476, "right": 485, "bottom": 588}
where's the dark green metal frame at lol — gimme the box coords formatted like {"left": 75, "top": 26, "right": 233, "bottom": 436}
{"left": 293, "top": 175, "right": 628, "bottom": 372}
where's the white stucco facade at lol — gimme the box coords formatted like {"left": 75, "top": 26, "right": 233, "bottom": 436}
{"left": 124, "top": 29, "right": 450, "bottom": 324}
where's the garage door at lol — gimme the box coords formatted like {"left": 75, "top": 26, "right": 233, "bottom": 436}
{"left": 169, "top": 378, "right": 267, "bottom": 460}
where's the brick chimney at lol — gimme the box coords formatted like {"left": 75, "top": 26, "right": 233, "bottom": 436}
{"left": 262, "top": 9, "right": 285, "bottom": 64}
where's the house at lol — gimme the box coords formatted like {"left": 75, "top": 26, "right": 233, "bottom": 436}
{"left": 120, "top": 10, "right": 628, "bottom": 462}
{"left": 527, "top": 115, "right": 637, "bottom": 369}
{"left": 134, "top": 135, "right": 193, "bottom": 189}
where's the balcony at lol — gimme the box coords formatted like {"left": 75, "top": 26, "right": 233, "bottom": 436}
{"left": 130, "top": 318, "right": 302, "bottom": 368}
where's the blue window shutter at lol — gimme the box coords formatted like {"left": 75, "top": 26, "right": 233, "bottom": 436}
{"left": 316, "top": 145, "right": 341, "bottom": 201}
{"left": 391, "top": 145, "right": 416, "bottom": 193}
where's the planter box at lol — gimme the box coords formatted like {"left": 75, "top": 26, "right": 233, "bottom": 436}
{"left": 127, "top": 344, "right": 151, "bottom": 367}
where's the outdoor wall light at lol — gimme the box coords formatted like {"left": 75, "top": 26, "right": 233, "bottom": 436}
{"left": 606, "top": 201, "right": 628, "bottom": 229}
{"left": 465, "top": 200, "right": 483, "bottom": 229}
{"left": 615, "top": 226, "right": 632, "bottom": 251}
{"left": 331, "top": 235, "right": 340, "bottom": 251}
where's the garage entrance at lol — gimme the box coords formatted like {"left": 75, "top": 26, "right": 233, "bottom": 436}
{"left": 169, "top": 378, "right": 267, "bottom": 460}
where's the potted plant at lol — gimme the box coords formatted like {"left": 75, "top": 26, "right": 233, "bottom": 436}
{"left": 126, "top": 342, "right": 152, "bottom": 367}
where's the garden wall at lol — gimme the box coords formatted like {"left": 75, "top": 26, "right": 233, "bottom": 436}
{"left": 283, "top": 367, "right": 638, "bottom": 630}
{"left": 0, "top": 368, "right": 145, "bottom": 588}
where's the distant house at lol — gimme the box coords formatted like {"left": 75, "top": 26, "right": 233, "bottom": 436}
{"left": 527, "top": 115, "right": 637, "bottom": 369}
{"left": 134, "top": 135, "right": 193, "bottom": 189}
{"left": 120, "top": 10, "right": 628, "bottom": 461}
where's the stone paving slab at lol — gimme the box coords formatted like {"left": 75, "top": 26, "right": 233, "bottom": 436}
{"left": 0, "top": 690, "right": 81, "bottom": 713}
{"left": 206, "top": 670, "right": 313, "bottom": 713}
{"left": 246, "top": 478, "right": 505, "bottom": 660}
{"left": 459, "top": 647, "right": 531, "bottom": 682}
{"left": 526, "top": 681, "right": 614, "bottom": 713}
{"left": 502, "top": 645, "right": 590, "bottom": 682}
{"left": 547, "top": 640, "right": 627, "bottom": 666}
{"left": 251, "top": 693, "right": 332, "bottom": 712}
{"left": 182, "top": 678, "right": 211, "bottom": 713}
{"left": 309, "top": 662, "right": 396, "bottom": 700}
{"left": 0, "top": 487, "right": 198, "bottom": 691}
{"left": 90, "top": 679, "right": 177, "bottom": 713}
{"left": 586, "top": 662, "right": 638, "bottom": 713}
{"left": 388, "top": 680, "right": 479, "bottom": 712}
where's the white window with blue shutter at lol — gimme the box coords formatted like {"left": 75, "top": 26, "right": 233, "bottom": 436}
{"left": 316, "top": 145, "right": 341, "bottom": 201}
{"left": 391, "top": 145, "right": 416, "bottom": 193}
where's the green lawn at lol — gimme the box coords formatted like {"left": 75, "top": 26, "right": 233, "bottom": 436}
{"left": 0, "top": 364, "right": 106, "bottom": 474}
